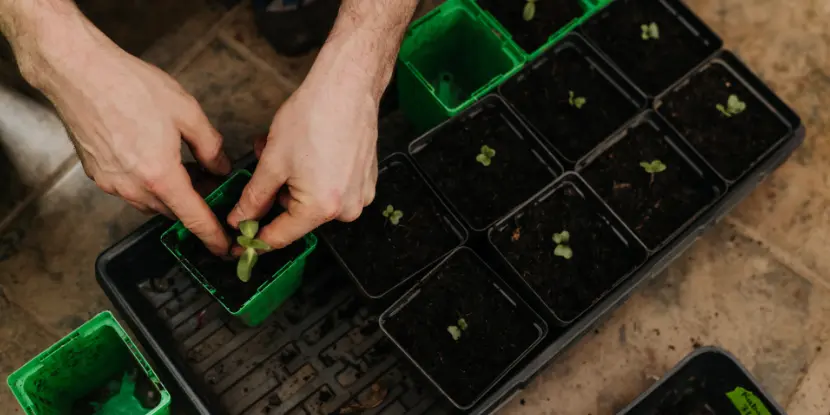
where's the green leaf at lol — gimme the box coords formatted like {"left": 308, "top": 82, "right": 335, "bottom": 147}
{"left": 237, "top": 235, "right": 254, "bottom": 248}
{"left": 552, "top": 231, "right": 570, "bottom": 244}
{"left": 237, "top": 247, "right": 258, "bottom": 282}
{"left": 640, "top": 160, "right": 666, "bottom": 173}
{"left": 389, "top": 210, "right": 404, "bottom": 225}
{"left": 447, "top": 326, "right": 462, "bottom": 341}
{"left": 727, "top": 94, "right": 746, "bottom": 114}
{"left": 248, "top": 238, "right": 271, "bottom": 251}
{"left": 649, "top": 22, "right": 660, "bottom": 39}
{"left": 574, "top": 97, "right": 587, "bottom": 109}
{"left": 481, "top": 145, "right": 496, "bottom": 158}
{"left": 716, "top": 103, "right": 732, "bottom": 117}
{"left": 457, "top": 318, "right": 468, "bottom": 331}
{"left": 726, "top": 387, "right": 772, "bottom": 415}
{"left": 523, "top": 1, "right": 536, "bottom": 21}
{"left": 382, "top": 205, "right": 395, "bottom": 218}
{"left": 476, "top": 153, "right": 491, "bottom": 167}
{"left": 239, "top": 220, "right": 259, "bottom": 238}
{"left": 554, "top": 244, "right": 573, "bottom": 259}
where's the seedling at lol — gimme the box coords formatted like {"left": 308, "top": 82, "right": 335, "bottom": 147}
{"left": 640, "top": 160, "right": 667, "bottom": 186}
{"left": 523, "top": 0, "right": 537, "bottom": 21}
{"left": 716, "top": 94, "right": 747, "bottom": 117}
{"left": 236, "top": 220, "right": 271, "bottom": 283}
{"left": 447, "top": 317, "right": 470, "bottom": 341}
{"left": 382, "top": 205, "right": 404, "bottom": 225}
{"left": 568, "top": 91, "right": 587, "bottom": 109}
{"left": 476, "top": 145, "right": 496, "bottom": 167}
{"left": 641, "top": 22, "right": 660, "bottom": 40}
{"left": 552, "top": 230, "right": 573, "bottom": 260}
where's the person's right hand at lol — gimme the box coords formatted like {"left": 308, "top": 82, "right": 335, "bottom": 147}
{"left": 29, "top": 24, "right": 232, "bottom": 256}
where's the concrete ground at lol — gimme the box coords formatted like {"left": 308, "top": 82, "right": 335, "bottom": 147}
{"left": 1, "top": 0, "right": 829, "bottom": 413}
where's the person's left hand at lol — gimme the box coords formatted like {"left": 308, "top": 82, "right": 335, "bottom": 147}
{"left": 226, "top": 54, "right": 380, "bottom": 250}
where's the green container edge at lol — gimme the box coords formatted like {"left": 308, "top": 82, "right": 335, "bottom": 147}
{"left": 6, "top": 311, "right": 172, "bottom": 415}
{"left": 159, "top": 169, "right": 318, "bottom": 327}
{"left": 397, "top": 0, "right": 526, "bottom": 131}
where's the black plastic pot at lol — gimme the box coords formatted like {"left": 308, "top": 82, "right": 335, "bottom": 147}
{"left": 499, "top": 33, "right": 646, "bottom": 166}
{"left": 579, "top": 112, "right": 725, "bottom": 251}
{"left": 252, "top": 0, "right": 340, "bottom": 57}
{"left": 489, "top": 173, "right": 647, "bottom": 326}
{"left": 379, "top": 247, "right": 547, "bottom": 410}
{"left": 580, "top": 0, "right": 722, "bottom": 96}
{"left": 319, "top": 153, "right": 467, "bottom": 300}
{"left": 618, "top": 347, "right": 785, "bottom": 415}
{"left": 409, "top": 95, "right": 563, "bottom": 231}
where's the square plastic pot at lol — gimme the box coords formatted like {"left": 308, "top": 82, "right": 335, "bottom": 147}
{"left": 7, "top": 311, "right": 171, "bottom": 415}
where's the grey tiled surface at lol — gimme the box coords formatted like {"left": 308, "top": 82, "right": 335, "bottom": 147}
{"left": 2, "top": 0, "right": 830, "bottom": 413}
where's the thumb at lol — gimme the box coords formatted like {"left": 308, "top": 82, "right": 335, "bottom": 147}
{"left": 178, "top": 101, "right": 231, "bottom": 176}
{"left": 227, "top": 160, "right": 287, "bottom": 228}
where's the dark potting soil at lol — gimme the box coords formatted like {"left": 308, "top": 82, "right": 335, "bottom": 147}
{"left": 412, "top": 99, "right": 558, "bottom": 229}
{"left": 478, "top": 0, "right": 584, "bottom": 53}
{"left": 321, "top": 157, "right": 463, "bottom": 297}
{"left": 658, "top": 63, "right": 790, "bottom": 181}
{"left": 581, "top": 119, "right": 718, "bottom": 249}
{"left": 490, "top": 183, "right": 643, "bottom": 322}
{"left": 382, "top": 249, "right": 541, "bottom": 407}
{"left": 581, "top": 0, "right": 715, "bottom": 95}
{"left": 501, "top": 44, "right": 642, "bottom": 161}
{"left": 170, "top": 201, "right": 307, "bottom": 311}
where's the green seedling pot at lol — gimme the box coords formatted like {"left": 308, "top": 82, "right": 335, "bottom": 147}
{"left": 160, "top": 170, "right": 317, "bottom": 327}
{"left": 397, "top": 0, "right": 524, "bottom": 131}
{"left": 7, "top": 311, "right": 171, "bottom": 415}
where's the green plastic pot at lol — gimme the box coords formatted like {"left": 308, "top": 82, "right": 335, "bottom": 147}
{"left": 160, "top": 170, "right": 317, "bottom": 327}
{"left": 7, "top": 311, "right": 171, "bottom": 415}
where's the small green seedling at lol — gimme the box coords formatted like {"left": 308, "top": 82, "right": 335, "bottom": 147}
{"left": 382, "top": 205, "right": 404, "bottom": 225}
{"left": 447, "top": 317, "right": 469, "bottom": 341}
{"left": 523, "top": 0, "right": 537, "bottom": 21}
{"left": 641, "top": 22, "right": 660, "bottom": 40}
{"left": 236, "top": 220, "right": 271, "bottom": 283}
{"left": 716, "top": 94, "right": 747, "bottom": 117}
{"left": 476, "top": 145, "right": 496, "bottom": 167}
{"left": 568, "top": 91, "right": 587, "bottom": 109}
{"left": 552, "top": 230, "right": 573, "bottom": 260}
{"left": 640, "top": 160, "right": 667, "bottom": 186}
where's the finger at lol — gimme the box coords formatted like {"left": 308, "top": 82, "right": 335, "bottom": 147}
{"left": 116, "top": 181, "right": 174, "bottom": 218}
{"left": 257, "top": 202, "right": 325, "bottom": 249}
{"left": 177, "top": 101, "right": 232, "bottom": 176}
{"left": 227, "top": 157, "right": 287, "bottom": 228}
{"left": 150, "top": 165, "right": 230, "bottom": 256}
{"left": 363, "top": 153, "right": 378, "bottom": 207}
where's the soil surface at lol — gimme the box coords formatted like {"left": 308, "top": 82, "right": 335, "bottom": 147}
{"left": 412, "top": 99, "right": 558, "bottom": 229}
{"left": 659, "top": 63, "right": 790, "bottom": 181}
{"left": 71, "top": 365, "right": 161, "bottom": 414}
{"left": 478, "top": 0, "right": 584, "bottom": 53}
{"left": 501, "top": 44, "right": 641, "bottom": 161}
{"left": 168, "top": 192, "right": 307, "bottom": 311}
{"left": 491, "top": 182, "right": 644, "bottom": 322}
{"left": 322, "top": 157, "right": 463, "bottom": 297}
{"left": 383, "top": 249, "right": 541, "bottom": 408}
{"left": 581, "top": 0, "right": 716, "bottom": 95}
{"left": 581, "top": 118, "right": 719, "bottom": 248}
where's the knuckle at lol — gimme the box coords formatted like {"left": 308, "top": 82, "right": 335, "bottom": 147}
{"left": 338, "top": 207, "right": 362, "bottom": 223}
{"left": 317, "top": 195, "right": 343, "bottom": 221}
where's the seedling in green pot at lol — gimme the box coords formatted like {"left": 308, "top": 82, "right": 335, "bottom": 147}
{"left": 552, "top": 230, "right": 573, "bottom": 259}
{"left": 236, "top": 220, "right": 271, "bottom": 282}
{"left": 476, "top": 145, "right": 496, "bottom": 167}
{"left": 640, "top": 159, "right": 667, "bottom": 186}
{"left": 716, "top": 94, "right": 747, "bottom": 117}
{"left": 447, "top": 317, "right": 470, "bottom": 341}
{"left": 523, "top": 0, "right": 537, "bottom": 21}
{"left": 641, "top": 22, "right": 660, "bottom": 40}
{"left": 382, "top": 205, "right": 404, "bottom": 225}
{"left": 568, "top": 91, "right": 587, "bottom": 109}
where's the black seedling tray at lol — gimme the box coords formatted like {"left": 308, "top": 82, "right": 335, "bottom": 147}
{"left": 96, "top": 0, "right": 804, "bottom": 412}
{"left": 618, "top": 347, "right": 785, "bottom": 415}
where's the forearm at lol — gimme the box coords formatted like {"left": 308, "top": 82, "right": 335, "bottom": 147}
{"left": 314, "top": 0, "right": 419, "bottom": 102}
{"left": 0, "top": 0, "right": 107, "bottom": 91}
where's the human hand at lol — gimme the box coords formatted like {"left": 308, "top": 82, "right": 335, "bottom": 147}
{"left": 226, "top": 56, "right": 380, "bottom": 250}
{"left": 32, "top": 29, "right": 232, "bottom": 255}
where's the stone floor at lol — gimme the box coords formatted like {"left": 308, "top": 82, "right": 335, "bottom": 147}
{"left": 1, "top": 0, "right": 829, "bottom": 413}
